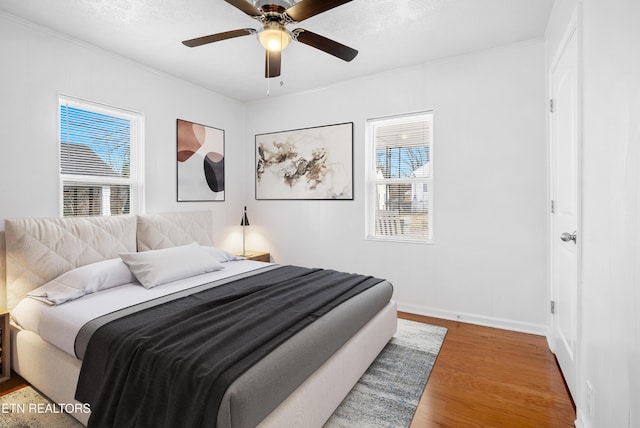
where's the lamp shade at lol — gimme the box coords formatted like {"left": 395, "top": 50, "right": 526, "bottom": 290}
{"left": 240, "top": 206, "right": 250, "bottom": 226}
{"left": 258, "top": 23, "right": 291, "bottom": 52}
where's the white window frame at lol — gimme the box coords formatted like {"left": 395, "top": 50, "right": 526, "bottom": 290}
{"left": 365, "top": 111, "right": 434, "bottom": 243}
{"left": 59, "top": 95, "right": 145, "bottom": 216}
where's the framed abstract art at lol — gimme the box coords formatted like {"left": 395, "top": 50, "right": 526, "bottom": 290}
{"left": 177, "top": 119, "right": 225, "bottom": 201}
{"left": 255, "top": 122, "right": 353, "bottom": 200}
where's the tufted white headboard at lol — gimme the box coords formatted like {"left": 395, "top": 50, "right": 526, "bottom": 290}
{"left": 4, "top": 215, "right": 137, "bottom": 311}
{"left": 136, "top": 211, "right": 213, "bottom": 251}
{"left": 3, "top": 211, "right": 214, "bottom": 311}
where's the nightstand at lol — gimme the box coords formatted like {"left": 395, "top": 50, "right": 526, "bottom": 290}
{"left": 235, "top": 250, "right": 271, "bottom": 262}
{"left": 0, "top": 310, "right": 10, "bottom": 382}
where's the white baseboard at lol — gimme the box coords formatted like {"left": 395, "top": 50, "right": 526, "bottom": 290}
{"left": 396, "top": 302, "right": 548, "bottom": 336}
{"left": 574, "top": 408, "right": 590, "bottom": 428}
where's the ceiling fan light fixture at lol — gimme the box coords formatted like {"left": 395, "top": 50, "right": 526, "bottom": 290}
{"left": 183, "top": 0, "right": 359, "bottom": 79}
{"left": 259, "top": 23, "right": 291, "bottom": 52}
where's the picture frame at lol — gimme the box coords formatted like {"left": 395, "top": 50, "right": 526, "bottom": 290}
{"left": 255, "top": 122, "right": 354, "bottom": 200}
{"left": 176, "top": 119, "right": 225, "bottom": 201}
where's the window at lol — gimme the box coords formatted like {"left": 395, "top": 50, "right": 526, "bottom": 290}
{"left": 366, "top": 112, "right": 433, "bottom": 242}
{"left": 59, "top": 96, "right": 144, "bottom": 217}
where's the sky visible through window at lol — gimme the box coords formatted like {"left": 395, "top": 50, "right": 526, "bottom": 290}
{"left": 376, "top": 146, "right": 429, "bottom": 179}
{"left": 60, "top": 105, "right": 131, "bottom": 176}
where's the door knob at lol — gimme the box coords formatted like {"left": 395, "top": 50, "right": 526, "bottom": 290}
{"left": 560, "top": 231, "right": 577, "bottom": 244}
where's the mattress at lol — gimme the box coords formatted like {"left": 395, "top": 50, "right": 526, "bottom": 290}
{"left": 11, "top": 259, "right": 274, "bottom": 358}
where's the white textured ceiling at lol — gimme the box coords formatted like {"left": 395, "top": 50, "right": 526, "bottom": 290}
{"left": 0, "top": 0, "right": 554, "bottom": 101}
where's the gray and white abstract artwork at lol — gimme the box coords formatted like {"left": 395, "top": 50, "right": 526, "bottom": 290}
{"left": 255, "top": 122, "right": 353, "bottom": 200}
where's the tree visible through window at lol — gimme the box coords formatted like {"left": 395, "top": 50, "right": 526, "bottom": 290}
{"left": 367, "top": 112, "right": 433, "bottom": 242}
{"left": 59, "top": 96, "right": 143, "bottom": 216}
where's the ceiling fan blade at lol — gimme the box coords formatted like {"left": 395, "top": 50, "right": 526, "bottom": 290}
{"left": 182, "top": 29, "right": 256, "bottom": 47}
{"left": 223, "top": 0, "right": 262, "bottom": 17}
{"left": 285, "top": 0, "right": 353, "bottom": 22}
{"left": 294, "top": 29, "right": 358, "bottom": 62}
{"left": 265, "top": 50, "right": 282, "bottom": 78}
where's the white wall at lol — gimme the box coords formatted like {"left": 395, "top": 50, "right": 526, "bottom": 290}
{"left": 0, "top": 13, "right": 245, "bottom": 308}
{"left": 244, "top": 41, "right": 548, "bottom": 334}
{"left": 547, "top": 1, "right": 640, "bottom": 427}
{"left": 0, "top": 10, "right": 551, "bottom": 339}
{"left": 0, "top": 13, "right": 550, "bottom": 335}
{"left": 580, "top": 0, "right": 640, "bottom": 427}
{"left": 0, "top": 12, "right": 244, "bottom": 236}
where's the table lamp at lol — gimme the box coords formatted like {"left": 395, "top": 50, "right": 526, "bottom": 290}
{"left": 240, "top": 206, "right": 250, "bottom": 257}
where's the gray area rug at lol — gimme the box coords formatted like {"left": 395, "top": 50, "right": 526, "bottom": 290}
{"left": 0, "top": 386, "right": 84, "bottom": 428}
{"left": 0, "top": 319, "right": 446, "bottom": 428}
{"left": 325, "top": 318, "right": 447, "bottom": 428}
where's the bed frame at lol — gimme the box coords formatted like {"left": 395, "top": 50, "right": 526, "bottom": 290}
{"left": 3, "top": 211, "right": 396, "bottom": 427}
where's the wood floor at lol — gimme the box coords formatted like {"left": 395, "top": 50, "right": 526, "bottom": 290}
{"left": 1, "top": 314, "right": 576, "bottom": 427}
{"left": 400, "top": 312, "right": 576, "bottom": 427}
{"left": 0, "top": 372, "right": 28, "bottom": 397}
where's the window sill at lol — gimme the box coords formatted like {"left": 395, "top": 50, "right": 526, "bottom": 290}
{"left": 365, "top": 235, "right": 433, "bottom": 245}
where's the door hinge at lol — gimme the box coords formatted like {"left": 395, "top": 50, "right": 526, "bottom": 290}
{"left": 551, "top": 200, "right": 555, "bottom": 214}
{"left": 550, "top": 99, "right": 555, "bottom": 113}
{"left": 550, "top": 300, "right": 556, "bottom": 314}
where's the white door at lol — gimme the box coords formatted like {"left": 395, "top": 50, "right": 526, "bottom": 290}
{"left": 550, "top": 27, "right": 579, "bottom": 401}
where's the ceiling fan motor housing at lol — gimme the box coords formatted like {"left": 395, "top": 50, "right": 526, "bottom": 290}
{"left": 253, "top": 0, "right": 296, "bottom": 11}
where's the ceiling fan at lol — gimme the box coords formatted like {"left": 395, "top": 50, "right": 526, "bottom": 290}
{"left": 182, "top": 0, "right": 358, "bottom": 78}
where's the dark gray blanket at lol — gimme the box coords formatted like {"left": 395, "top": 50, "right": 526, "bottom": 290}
{"left": 75, "top": 265, "right": 384, "bottom": 428}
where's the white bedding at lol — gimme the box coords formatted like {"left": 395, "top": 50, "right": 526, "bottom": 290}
{"left": 11, "top": 259, "right": 272, "bottom": 357}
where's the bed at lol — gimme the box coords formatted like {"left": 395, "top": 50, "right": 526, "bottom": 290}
{"left": 3, "top": 211, "right": 396, "bottom": 427}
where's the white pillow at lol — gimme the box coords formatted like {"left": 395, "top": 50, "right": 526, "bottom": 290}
{"left": 27, "top": 258, "right": 137, "bottom": 305}
{"left": 202, "top": 246, "right": 243, "bottom": 262}
{"left": 120, "top": 243, "right": 223, "bottom": 289}
{"left": 28, "top": 284, "right": 85, "bottom": 306}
